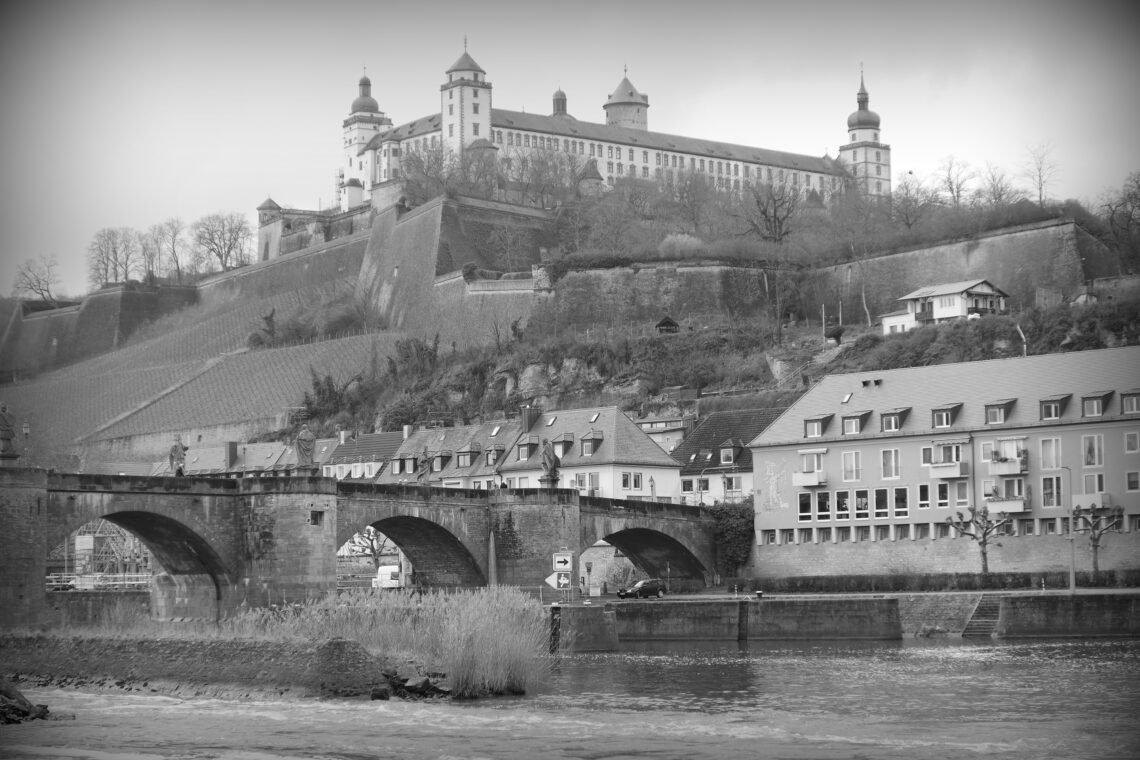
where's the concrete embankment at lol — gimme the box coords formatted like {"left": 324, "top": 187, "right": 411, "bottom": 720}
{"left": 0, "top": 636, "right": 390, "bottom": 698}
{"left": 555, "top": 592, "right": 1140, "bottom": 650}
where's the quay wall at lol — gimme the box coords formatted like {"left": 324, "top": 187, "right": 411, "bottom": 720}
{"left": 0, "top": 636, "right": 385, "bottom": 698}
{"left": 998, "top": 595, "right": 1140, "bottom": 637}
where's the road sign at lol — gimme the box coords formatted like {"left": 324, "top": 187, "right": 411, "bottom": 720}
{"left": 545, "top": 571, "right": 571, "bottom": 590}
{"left": 552, "top": 552, "right": 573, "bottom": 571}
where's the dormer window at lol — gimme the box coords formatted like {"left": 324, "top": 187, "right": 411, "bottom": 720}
{"left": 804, "top": 414, "right": 832, "bottom": 439}
{"left": 581, "top": 430, "right": 604, "bottom": 456}
{"left": 985, "top": 399, "right": 1016, "bottom": 425}
{"left": 1123, "top": 392, "right": 1140, "bottom": 415}
{"left": 842, "top": 411, "right": 871, "bottom": 435}
{"left": 553, "top": 433, "right": 574, "bottom": 458}
{"left": 391, "top": 459, "right": 402, "bottom": 475}
{"left": 720, "top": 447, "right": 735, "bottom": 465}
{"left": 1082, "top": 391, "right": 1112, "bottom": 418}
{"left": 932, "top": 403, "right": 962, "bottom": 429}
{"left": 1040, "top": 394, "right": 1071, "bottom": 420}
{"left": 486, "top": 445, "right": 504, "bottom": 466}
{"left": 880, "top": 407, "right": 910, "bottom": 432}
{"left": 457, "top": 450, "right": 473, "bottom": 468}
{"left": 432, "top": 452, "right": 451, "bottom": 472}
{"left": 516, "top": 436, "right": 538, "bottom": 461}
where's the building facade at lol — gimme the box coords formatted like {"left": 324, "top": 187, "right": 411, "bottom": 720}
{"left": 672, "top": 408, "right": 781, "bottom": 506}
{"left": 748, "top": 348, "right": 1139, "bottom": 568}
{"left": 333, "top": 51, "right": 890, "bottom": 213}
{"left": 880, "top": 279, "right": 1010, "bottom": 335}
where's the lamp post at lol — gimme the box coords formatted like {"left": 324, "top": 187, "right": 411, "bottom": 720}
{"left": 1061, "top": 466, "right": 1075, "bottom": 594}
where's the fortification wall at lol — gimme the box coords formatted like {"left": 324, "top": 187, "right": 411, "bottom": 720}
{"left": 816, "top": 220, "right": 1101, "bottom": 319}
{"left": 198, "top": 232, "right": 370, "bottom": 310}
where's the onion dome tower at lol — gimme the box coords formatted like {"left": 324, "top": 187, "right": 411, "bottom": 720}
{"left": 341, "top": 71, "right": 391, "bottom": 209}
{"left": 839, "top": 71, "right": 891, "bottom": 197}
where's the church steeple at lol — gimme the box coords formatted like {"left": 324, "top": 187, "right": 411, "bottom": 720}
{"left": 839, "top": 70, "right": 891, "bottom": 197}
{"left": 441, "top": 47, "right": 493, "bottom": 154}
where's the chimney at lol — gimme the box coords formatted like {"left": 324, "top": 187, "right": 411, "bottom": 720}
{"left": 339, "top": 430, "right": 348, "bottom": 444}
{"left": 225, "top": 441, "right": 238, "bottom": 470}
{"left": 403, "top": 424, "right": 414, "bottom": 440}
{"left": 520, "top": 405, "right": 542, "bottom": 430}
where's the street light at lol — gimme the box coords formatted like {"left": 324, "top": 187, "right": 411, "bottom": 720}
{"left": 1061, "top": 466, "right": 1075, "bottom": 594}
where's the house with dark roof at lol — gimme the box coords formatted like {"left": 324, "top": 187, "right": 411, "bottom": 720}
{"left": 747, "top": 347, "right": 1140, "bottom": 573}
{"left": 375, "top": 418, "right": 528, "bottom": 490}
{"left": 881, "top": 279, "right": 1009, "bottom": 335}
{"left": 497, "top": 406, "right": 682, "bottom": 499}
{"left": 323, "top": 431, "right": 406, "bottom": 480}
{"left": 670, "top": 408, "right": 783, "bottom": 505}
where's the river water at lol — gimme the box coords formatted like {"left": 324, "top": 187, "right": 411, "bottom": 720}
{"left": 4, "top": 638, "right": 1139, "bottom": 760}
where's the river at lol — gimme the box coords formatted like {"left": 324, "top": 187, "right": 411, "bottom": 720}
{"left": 4, "top": 638, "right": 1139, "bottom": 760}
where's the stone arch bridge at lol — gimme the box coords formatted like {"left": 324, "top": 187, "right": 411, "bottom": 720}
{"left": 0, "top": 469, "right": 717, "bottom": 627}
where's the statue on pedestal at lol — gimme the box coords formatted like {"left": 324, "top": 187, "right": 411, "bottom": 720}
{"left": 540, "top": 438, "right": 560, "bottom": 486}
{"left": 295, "top": 424, "right": 316, "bottom": 467}
{"left": 169, "top": 434, "right": 188, "bottom": 476}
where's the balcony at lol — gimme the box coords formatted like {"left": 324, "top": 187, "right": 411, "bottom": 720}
{"left": 990, "top": 453, "right": 1028, "bottom": 475}
{"left": 792, "top": 471, "right": 827, "bottom": 487}
{"left": 930, "top": 460, "right": 969, "bottom": 478}
{"left": 986, "top": 495, "right": 1028, "bottom": 513}
{"left": 915, "top": 308, "right": 935, "bottom": 324}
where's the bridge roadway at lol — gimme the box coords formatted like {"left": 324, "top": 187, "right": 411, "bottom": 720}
{"left": 0, "top": 468, "right": 717, "bottom": 627}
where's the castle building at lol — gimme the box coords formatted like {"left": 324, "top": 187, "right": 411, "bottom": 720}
{"left": 748, "top": 348, "right": 1139, "bottom": 557}
{"left": 335, "top": 51, "right": 891, "bottom": 212}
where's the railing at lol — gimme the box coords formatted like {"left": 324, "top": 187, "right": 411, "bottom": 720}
{"left": 915, "top": 308, "right": 935, "bottom": 323}
{"left": 791, "top": 471, "right": 827, "bottom": 487}
{"left": 985, "top": 495, "right": 1028, "bottom": 513}
{"left": 930, "top": 460, "right": 969, "bottom": 478}
{"left": 991, "top": 452, "right": 1028, "bottom": 475}
{"left": 46, "top": 573, "right": 152, "bottom": 591}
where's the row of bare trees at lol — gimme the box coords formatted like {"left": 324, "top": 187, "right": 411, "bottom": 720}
{"left": 86, "top": 213, "right": 253, "bottom": 291}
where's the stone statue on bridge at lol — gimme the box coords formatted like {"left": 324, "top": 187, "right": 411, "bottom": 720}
{"left": 416, "top": 447, "right": 430, "bottom": 484}
{"left": 540, "top": 438, "right": 560, "bottom": 485}
{"left": 295, "top": 424, "right": 316, "bottom": 467}
{"left": 169, "top": 434, "right": 188, "bottom": 476}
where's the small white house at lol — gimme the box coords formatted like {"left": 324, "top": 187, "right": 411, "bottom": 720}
{"left": 881, "top": 279, "right": 1009, "bottom": 335}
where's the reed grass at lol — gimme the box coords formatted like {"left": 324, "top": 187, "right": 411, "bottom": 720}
{"left": 49, "top": 587, "right": 552, "bottom": 698}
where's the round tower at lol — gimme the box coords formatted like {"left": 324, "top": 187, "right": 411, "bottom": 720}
{"left": 603, "top": 72, "right": 648, "bottom": 131}
{"left": 441, "top": 49, "right": 493, "bottom": 156}
{"left": 839, "top": 72, "right": 891, "bottom": 196}
{"left": 342, "top": 72, "right": 391, "bottom": 209}
{"left": 552, "top": 88, "right": 568, "bottom": 117}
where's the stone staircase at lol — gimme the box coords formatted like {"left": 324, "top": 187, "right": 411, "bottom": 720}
{"left": 962, "top": 595, "right": 1002, "bottom": 638}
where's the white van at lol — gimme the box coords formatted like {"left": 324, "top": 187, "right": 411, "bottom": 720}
{"left": 371, "top": 565, "right": 402, "bottom": 589}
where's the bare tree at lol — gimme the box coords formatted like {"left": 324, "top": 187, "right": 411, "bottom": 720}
{"left": 735, "top": 177, "right": 800, "bottom": 243}
{"left": 192, "top": 212, "right": 252, "bottom": 272}
{"left": 344, "top": 526, "right": 393, "bottom": 570}
{"left": 86, "top": 227, "right": 140, "bottom": 288}
{"left": 975, "top": 162, "right": 1026, "bottom": 208}
{"left": 155, "top": 218, "right": 188, "bottom": 283}
{"left": 891, "top": 171, "right": 941, "bottom": 229}
{"left": 946, "top": 504, "right": 1011, "bottom": 574}
{"left": 1100, "top": 172, "right": 1140, "bottom": 272}
{"left": 485, "top": 222, "right": 533, "bottom": 271}
{"left": 938, "top": 155, "right": 976, "bottom": 210}
{"left": 1023, "top": 142, "right": 1058, "bottom": 208}
{"left": 138, "top": 225, "right": 162, "bottom": 282}
{"left": 1072, "top": 500, "right": 1124, "bottom": 574}
{"left": 12, "top": 254, "right": 61, "bottom": 305}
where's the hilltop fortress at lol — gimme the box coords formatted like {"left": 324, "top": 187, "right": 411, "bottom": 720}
{"left": 0, "top": 53, "right": 1123, "bottom": 463}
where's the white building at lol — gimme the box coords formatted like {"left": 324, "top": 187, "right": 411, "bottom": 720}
{"left": 881, "top": 279, "right": 1009, "bottom": 335}
{"left": 333, "top": 50, "right": 891, "bottom": 213}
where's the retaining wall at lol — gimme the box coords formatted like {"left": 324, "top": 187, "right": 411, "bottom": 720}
{"left": 997, "top": 595, "right": 1140, "bottom": 637}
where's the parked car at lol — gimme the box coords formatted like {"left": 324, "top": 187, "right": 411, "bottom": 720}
{"left": 617, "top": 578, "right": 666, "bottom": 599}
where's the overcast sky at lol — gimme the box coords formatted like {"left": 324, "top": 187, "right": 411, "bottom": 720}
{"left": 2, "top": 0, "right": 1138, "bottom": 299}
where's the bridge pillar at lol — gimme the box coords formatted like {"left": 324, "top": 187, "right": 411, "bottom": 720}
{"left": 490, "top": 489, "right": 582, "bottom": 594}
{"left": 0, "top": 468, "right": 49, "bottom": 628}
{"left": 231, "top": 477, "right": 338, "bottom": 612}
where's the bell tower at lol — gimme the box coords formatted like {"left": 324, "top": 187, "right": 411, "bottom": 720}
{"left": 839, "top": 70, "right": 891, "bottom": 196}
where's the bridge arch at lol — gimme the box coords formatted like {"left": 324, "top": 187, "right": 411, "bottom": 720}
{"left": 598, "top": 527, "right": 709, "bottom": 583}
{"left": 362, "top": 515, "right": 487, "bottom": 588}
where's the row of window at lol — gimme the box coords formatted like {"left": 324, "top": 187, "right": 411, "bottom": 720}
{"left": 805, "top": 392, "right": 1139, "bottom": 438}
{"left": 680, "top": 476, "right": 743, "bottom": 492}
{"left": 802, "top": 432, "right": 1133, "bottom": 484}
{"left": 763, "top": 513, "right": 1138, "bottom": 546}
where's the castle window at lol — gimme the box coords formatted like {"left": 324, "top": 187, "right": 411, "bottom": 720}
{"left": 507, "top": 133, "right": 514, "bottom": 145}
{"left": 853, "top": 150, "right": 858, "bottom": 160}
{"left": 876, "top": 181, "right": 882, "bottom": 192}
{"left": 655, "top": 153, "right": 661, "bottom": 165}
{"left": 617, "top": 163, "right": 623, "bottom": 174}
{"left": 473, "top": 87, "right": 479, "bottom": 96}
{"left": 850, "top": 132, "right": 855, "bottom": 140}
{"left": 472, "top": 103, "right": 479, "bottom": 114}
{"left": 642, "top": 166, "right": 648, "bottom": 178}
{"left": 448, "top": 105, "right": 453, "bottom": 115}
{"left": 473, "top": 123, "right": 479, "bottom": 136}
{"left": 643, "top": 150, "right": 648, "bottom": 163}
{"left": 608, "top": 146, "right": 613, "bottom": 158}
{"left": 449, "top": 125, "right": 454, "bottom": 137}
{"left": 876, "top": 166, "right": 882, "bottom": 176}
{"left": 700, "top": 159, "right": 705, "bottom": 171}
{"left": 628, "top": 148, "right": 634, "bottom": 161}
{"left": 873, "top": 132, "right": 878, "bottom": 140}
{"left": 875, "top": 150, "right": 881, "bottom": 161}
{"left": 607, "top": 161, "right": 613, "bottom": 173}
